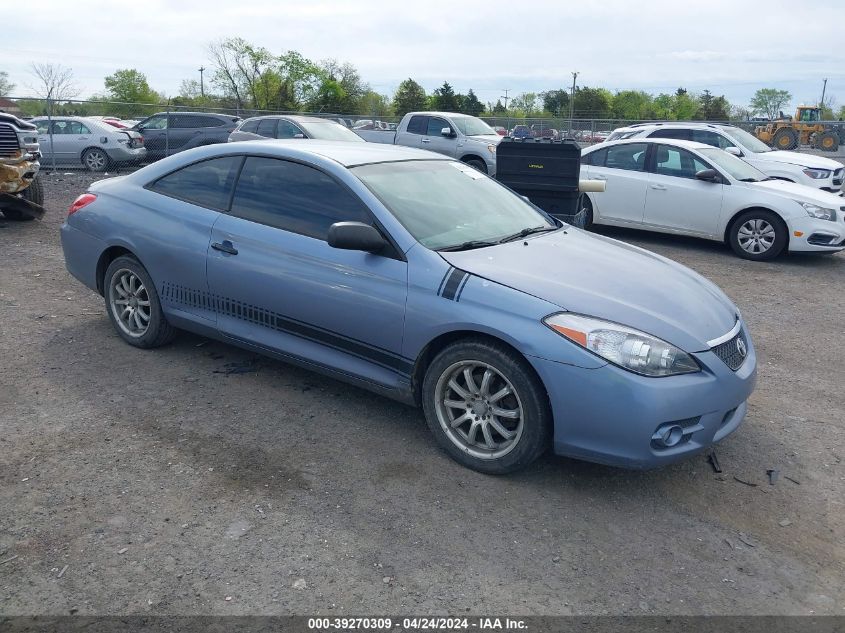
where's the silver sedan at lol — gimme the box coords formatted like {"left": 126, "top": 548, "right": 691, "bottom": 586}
{"left": 32, "top": 116, "right": 147, "bottom": 172}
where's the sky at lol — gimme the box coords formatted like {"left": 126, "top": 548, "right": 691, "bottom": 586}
{"left": 3, "top": 0, "right": 844, "bottom": 112}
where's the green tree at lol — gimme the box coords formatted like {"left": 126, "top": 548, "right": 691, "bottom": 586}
{"left": 358, "top": 90, "right": 391, "bottom": 116}
{"left": 611, "top": 90, "right": 654, "bottom": 119}
{"left": 0, "top": 71, "right": 15, "bottom": 97}
{"left": 461, "top": 89, "right": 484, "bottom": 116}
{"left": 652, "top": 93, "right": 674, "bottom": 119}
{"left": 511, "top": 92, "right": 538, "bottom": 116}
{"left": 694, "top": 90, "right": 731, "bottom": 120}
{"left": 432, "top": 82, "right": 459, "bottom": 111}
{"left": 671, "top": 92, "right": 698, "bottom": 120}
{"left": 573, "top": 87, "right": 612, "bottom": 118}
{"left": 392, "top": 78, "right": 427, "bottom": 116}
{"left": 104, "top": 68, "right": 160, "bottom": 104}
{"left": 491, "top": 99, "right": 506, "bottom": 114}
{"left": 541, "top": 89, "right": 569, "bottom": 116}
{"left": 749, "top": 88, "right": 792, "bottom": 120}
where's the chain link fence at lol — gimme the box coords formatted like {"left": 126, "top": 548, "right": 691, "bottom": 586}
{"left": 2, "top": 96, "right": 843, "bottom": 175}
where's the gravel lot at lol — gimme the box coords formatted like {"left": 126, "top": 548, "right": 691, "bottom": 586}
{"left": 1, "top": 167, "right": 843, "bottom": 616}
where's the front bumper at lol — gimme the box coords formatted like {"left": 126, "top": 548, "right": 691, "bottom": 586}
{"left": 527, "top": 325, "right": 757, "bottom": 469}
{"left": 105, "top": 145, "right": 147, "bottom": 164}
{"left": 786, "top": 216, "right": 845, "bottom": 252}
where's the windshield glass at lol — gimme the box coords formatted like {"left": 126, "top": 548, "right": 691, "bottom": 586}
{"left": 353, "top": 160, "right": 555, "bottom": 250}
{"left": 299, "top": 121, "right": 364, "bottom": 142}
{"left": 720, "top": 126, "right": 772, "bottom": 153}
{"left": 451, "top": 116, "right": 496, "bottom": 136}
{"left": 699, "top": 148, "right": 769, "bottom": 181}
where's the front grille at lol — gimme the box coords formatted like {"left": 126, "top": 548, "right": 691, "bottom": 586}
{"left": 711, "top": 329, "right": 748, "bottom": 371}
{"left": 0, "top": 123, "right": 20, "bottom": 157}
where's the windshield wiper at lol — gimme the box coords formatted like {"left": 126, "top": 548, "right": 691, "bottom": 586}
{"left": 437, "top": 239, "right": 498, "bottom": 252}
{"left": 497, "top": 225, "right": 558, "bottom": 243}
{"left": 738, "top": 178, "right": 761, "bottom": 182}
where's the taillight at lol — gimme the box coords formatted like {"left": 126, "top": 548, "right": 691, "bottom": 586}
{"left": 68, "top": 193, "right": 97, "bottom": 216}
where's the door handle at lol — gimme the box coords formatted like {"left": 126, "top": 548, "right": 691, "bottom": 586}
{"left": 592, "top": 175, "right": 607, "bottom": 180}
{"left": 650, "top": 184, "right": 667, "bottom": 190}
{"left": 211, "top": 240, "right": 238, "bottom": 255}
{"left": 421, "top": 138, "right": 431, "bottom": 143}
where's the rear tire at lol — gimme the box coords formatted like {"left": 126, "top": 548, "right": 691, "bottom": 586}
{"left": 0, "top": 176, "right": 43, "bottom": 221}
{"left": 579, "top": 194, "right": 594, "bottom": 230}
{"left": 771, "top": 128, "right": 799, "bottom": 150}
{"left": 103, "top": 255, "right": 176, "bottom": 348}
{"left": 422, "top": 338, "right": 551, "bottom": 474}
{"left": 728, "top": 209, "right": 788, "bottom": 261}
{"left": 817, "top": 131, "right": 839, "bottom": 152}
{"left": 83, "top": 148, "right": 110, "bottom": 172}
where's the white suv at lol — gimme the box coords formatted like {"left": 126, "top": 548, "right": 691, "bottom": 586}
{"left": 607, "top": 123, "right": 843, "bottom": 195}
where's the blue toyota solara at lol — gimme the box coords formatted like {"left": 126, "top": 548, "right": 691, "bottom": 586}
{"left": 60, "top": 141, "right": 757, "bottom": 473}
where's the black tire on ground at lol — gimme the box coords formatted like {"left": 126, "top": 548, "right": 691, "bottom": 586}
{"left": 817, "top": 131, "right": 839, "bottom": 152}
{"left": 464, "top": 158, "right": 488, "bottom": 174}
{"left": 0, "top": 177, "right": 44, "bottom": 221}
{"left": 82, "top": 147, "right": 110, "bottom": 172}
{"left": 727, "top": 209, "right": 788, "bottom": 261}
{"left": 421, "top": 337, "right": 552, "bottom": 474}
{"left": 771, "top": 128, "right": 799, "bottom": 150}
{"left": 103, "top": 255, "right": 176, "bottom": 348}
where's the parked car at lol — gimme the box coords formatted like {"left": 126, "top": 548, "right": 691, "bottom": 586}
{"left": 32, "top": 116, "right": 146, "bottom": 172}
{"left": 356, "top": 112, "right": 501, "bottom": 175}
{"left": 492, "top": 126, "right": 507, "bottom": 136}
{"left": 608, "top": 122, "right": 843, "bottom": 194}
{"left": 61, "top": 140, "right": 756, "bottom": 473}
{"left": 510, "top": 125, "right": 532, "bottom": 139}
{"left": 0, "top": 112, "right": 44, "bottom": 220}
{"left": 131, "top": 112, "right": 240, "bottom": 160}
{"left": 530, "top": 124, "right": 559, "bottom": 139}
{"left": 580, "top": 138, "right": 845, "bottom": 260}
{"left": 229, "top": 115, "right": 365, "bottom": 143}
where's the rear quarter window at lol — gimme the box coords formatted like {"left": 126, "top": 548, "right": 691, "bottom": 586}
{"left": 148, "top": 156, "right": 243, "bottom": 211}
{"left": 239, "top": 120, "right": 259, "bottom": 134}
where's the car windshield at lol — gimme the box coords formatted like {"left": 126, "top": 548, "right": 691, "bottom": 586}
{"left": 720, "top": 127, "right": 772, "bottom": 153}
{"left": 699, "top": 148, "right": 769, "bottom": 182}
{"left": 451, "top": 116, "right": 496, "bottom": 136}
{"left": 299, "top": 121, "right": 364, "bottom": 142}
{"left": 352, "top": 160, "right": 556, "bottom": 250}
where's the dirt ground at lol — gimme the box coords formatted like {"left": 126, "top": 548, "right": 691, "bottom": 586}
{"left": 1, "top": 169, "right": 843, "bottom": 616}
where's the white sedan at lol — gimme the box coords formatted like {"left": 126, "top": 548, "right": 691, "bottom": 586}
{"left": 579, "top": 138, "right": 845, "bottom": 260}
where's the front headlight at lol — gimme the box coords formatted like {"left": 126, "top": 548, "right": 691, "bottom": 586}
{"left": 803, "top": 168, "right": 831, "bottom": 179}
{"left": 799, "top": 201, "right": 836, "bottom": 221}
{"left": 487, "top": 144, "right": 496, "bottom": 155}
{"left": 543, "top": 313, "right": 700, "bottom": 377}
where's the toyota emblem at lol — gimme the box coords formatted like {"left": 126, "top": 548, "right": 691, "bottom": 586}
{"left": 736, "top": 337, "right": 747, "bottom": 358}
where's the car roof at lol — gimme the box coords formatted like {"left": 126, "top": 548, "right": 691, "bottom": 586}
{"left": 148, "top": 111, "right": 236, "bottom": 119}
{"left": 619, "top": 121, "right": 739, "bottom": 132}
{"left": 221, "top": 139, "right": 453, "bottom": 167}
{"left": 585, "top": 138, "right": 713, "bottom": 152}
{"left": 241, "top": 115, "right": 340, "bottom": 124}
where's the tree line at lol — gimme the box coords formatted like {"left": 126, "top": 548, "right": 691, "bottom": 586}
{"left": 1, "top": 40, "right": 841, "bottom": 121}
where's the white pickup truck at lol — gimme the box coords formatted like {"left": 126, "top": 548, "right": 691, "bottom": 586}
{"left": 355, "top": 111, "right": 502, "bottom": 175}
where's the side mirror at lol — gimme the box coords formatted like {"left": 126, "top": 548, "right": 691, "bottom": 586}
{"left": 327, "top": 222, "right": 387, "bottom": 253}
{"left": 441, "top": 127, "right": 454, "bottom": 137}
{"left": 293, "top": 133, "right": 306, "bottom": 139}
{"left": 725, "top": 146, "right": 742, "bottom": 157}
{"left": 695, "top": 168, "right": 719, "bottom": 182}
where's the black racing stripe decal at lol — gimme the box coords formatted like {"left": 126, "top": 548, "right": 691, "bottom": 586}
{"left": 436, "top": 266, "right": 453, "bottom": 296}
{"left": 161, "top": 282, "right": 413, "bottom": 376}
{"left": 454, "top": 273, "right": 471, "bottom": 302}
{"left": 441, "top": 268, "right": 468, "bottom": 301}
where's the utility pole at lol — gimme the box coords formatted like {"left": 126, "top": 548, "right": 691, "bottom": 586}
{"left": 501, "top": 89, "right": 510, "bottom": 133}
{"left": 820, "top": 77, "right": 827, "bottom": 110}
{"left": 568, "top": 71, "right": 578, "bottom": 135}
{"left": 198, "top": 66, "right": 206, "bottom": 98}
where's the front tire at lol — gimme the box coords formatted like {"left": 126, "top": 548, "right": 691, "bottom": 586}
{"left": 464, "top": 158, "right": 488, "bottom": 174}
{"left": 579, "top": 194, "right": 594, "bottom": 230}
{"left": 728, "top": 210, "right": 788, "bottom": 261}
{"left": 104, "top": 255, "right": 175, "bottom": 348}
{"left": 817, "top": 131, "right": 839, "bottom": 152}
{"left": 771, "top": 128, "right": 799, "bottom": 150}
{"left": 422, "top": 338, "right": 551, "bottom": 474}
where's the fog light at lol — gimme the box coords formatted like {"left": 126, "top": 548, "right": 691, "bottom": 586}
{"left": 652, "top": 424, "right": 685, "bottom": 449}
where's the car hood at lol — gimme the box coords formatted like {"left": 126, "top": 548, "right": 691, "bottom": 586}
{"left": 467, "top": 134, "right": 503, "bottom": 144}
{"left": 752, "top": 150, "right": 841, "bottom": 170}
{"left": 749, "top": 179, "right": 845, "bottom": 206}
{"left": 439, "top": 229, "right": 738, "bottom": 352}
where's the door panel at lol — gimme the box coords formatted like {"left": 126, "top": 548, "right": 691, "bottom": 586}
{"left": 420, "top": 116, "right": 458, "bottom": 157}
{"left": 589, "top": 143, "right": 649, "bottom": 224}
{"left": 644, "top": 145, "right": 724, "bottom": 236}
{"left": 207, "top": 215, "right": 409, "bottom": 376}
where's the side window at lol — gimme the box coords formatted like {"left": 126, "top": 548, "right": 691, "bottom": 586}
{"left": 690, "top": 130, "right": 728, "bottom": 148}
{"left": 585, "top": 148, "right": 608, "bottom": 166}
{"left": 255, "top": 119, "right": 278, "bottom": 138}
{"left": 199, "top": 116, "right": 226, "bottom": 127}
{"left": 239, "top": 120, "right": 259, "bottom": 134}
{"left": 230, "top": 157, "right": 370, "bottom": 240}
{"left": 406, "top": 115, "right": 428, "bottom": 135}
{"left": 604, "top": 143, "right": 648, "bottom": 171}
{"left": 67, "top": 121, "right": 91, "bottom": 135}
{"left": 275, "top": 120, "right": 304, "bottom": 139}
{"left": 149, "top": 156, "right": 243, "bottom": 210}
{"left": 653, "top": 146, "right": 711, "bottom": 179}
{"left": 426, "top": 117, "right": 451, "bottom": 136}
{"left": 142, "top": 115, "right": 168, "bottom": 130}
{"left": 51, "top": 120, "right": 70, "bottom": 134}
{"left": 649, "top": 128, "right": 690, "bottom": 141}
{"left": 35, "top": 120, "right": 50, "bottom": 134}
{"left": 170, "top": 115, "right": 197, "bottom": 129}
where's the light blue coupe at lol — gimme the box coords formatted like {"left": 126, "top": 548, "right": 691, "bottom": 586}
{"left": 60, "top": 141, "right": 757, "bottom": 473}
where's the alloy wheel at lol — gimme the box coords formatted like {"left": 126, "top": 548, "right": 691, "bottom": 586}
{"left": 85, "top": 150, "right": 107, "bottom": 171}
{"left": 108, "top": 269, "right": 151, "bottom": 337}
